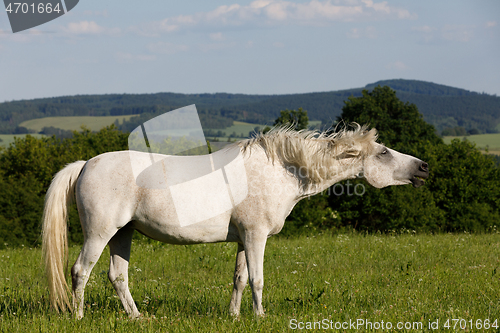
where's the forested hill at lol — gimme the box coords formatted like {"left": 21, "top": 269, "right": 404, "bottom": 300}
{"left": 366, "top": 79, "right": 500, "bottom": 134}
{"left": 1, "top": 79, "right": 499, "bottom": 134}
{"left": 365, "top": 79, "right": 479, "bottom": 96}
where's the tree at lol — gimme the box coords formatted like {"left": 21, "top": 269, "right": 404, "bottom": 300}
{"left": 263, "top": 107, "right": 309, "bottom": 134}
{"left": 330, "top": 86, "right": 500, "bottom": 232}
{"left": 274, "top": 107, "right": 309, "bottom": 131}
{"left": 339, "top": 86, "right": 442, "bottom": 152}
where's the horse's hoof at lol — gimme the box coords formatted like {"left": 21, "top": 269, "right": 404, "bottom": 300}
{"left": 255, "top": 310, "right": 266, "bottom": 318}
{"left": 130, "top": 312, "right": 142, "bottom": 320}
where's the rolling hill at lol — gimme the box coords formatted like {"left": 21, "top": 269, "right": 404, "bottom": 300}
{"left": 1, "top": 79, "right": 499, "bottom": 135}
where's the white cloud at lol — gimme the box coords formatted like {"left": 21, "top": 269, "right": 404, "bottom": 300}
{"left": 115, "top": 52, "right": 156, "bottom": 63}
{"left": 412, "top": 25, "right": 435, "bottom": 33}
{"left": 441, "top": 25, "right": 473, "bottom": 42}
{"left": 64, "top": 21, "right": 120, "bottom": 35}
{"left": 486, "top": 21, "right": 497, "bottom": 28}
{"left": 412, "top": 25, "right": 474, "bottom": 43}
{"left": 386, "top": 61, "right": 408, "bottom": 71}
{"left": 0, "top": 28, "right": 44, "bottom": 42}
{"left": 347, "top": 26, "right": 376, "bottom": 38}
{"left": 209, "top": 32, "right": 224, "bottom": 41}
{"left": 82, "top": 10, "right": 108, "bottom": 17}
{"left": 135, "top": 0, "right": 415, "bottom": 35}
{"left": 361, "top": 0, "right": 413, "bottom": 19}
{"left": 347, "top": 27, "right": 361, "bottom": 38}
{"left": 147, "top": 42, "right": 189, "bottom": 54}
{"left": 411, "top": 25, "right": 437, "bottom": 43}
{"left": 198, "top": 41, "right": 235, "bottom": 52}
{"left": 65, "top": 21, "right": 103, "bottom": 34}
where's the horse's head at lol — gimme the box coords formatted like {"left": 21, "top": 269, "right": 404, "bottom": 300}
{"left": 362, "top": 142, "right": 429, "bottom": 188}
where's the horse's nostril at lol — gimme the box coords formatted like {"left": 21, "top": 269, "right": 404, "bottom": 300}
{"left": 420, "top": 162, "right": 429, "bottom": 172}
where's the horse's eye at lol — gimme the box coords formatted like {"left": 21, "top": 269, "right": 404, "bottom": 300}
{"left": 381, "top": 149, "right": 387, "bottom": 155}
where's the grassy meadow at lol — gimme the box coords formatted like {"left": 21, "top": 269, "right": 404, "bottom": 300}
{"left": 19, "top": 115, "right": 136, "bottom": 133}
{"left": 1, "top": 232, "right": 499, "bottom": 332}
{"left": 443, "top": 133, "right": 500, "bottom": 155}
{"left": 0, "top": 134, "right": 46, "bottom": 148}
{"left": 205, "top": 120, "right": 323, "bottom": 140}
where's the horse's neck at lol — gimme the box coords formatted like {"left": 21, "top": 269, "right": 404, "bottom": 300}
{"left": 303, "top": 157, "right": 363, "bottom": 196}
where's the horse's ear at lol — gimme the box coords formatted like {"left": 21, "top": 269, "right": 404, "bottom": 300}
{"left": 342, "top": 141, "right": 363, "bottom": 158}
{"left": 343, "top": 150, "right": 361, "bottom": 158}
{"left": 363, "top": 128, "right": 378, "bottom": 141}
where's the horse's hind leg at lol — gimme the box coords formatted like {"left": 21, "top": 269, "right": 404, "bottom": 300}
{"left": 107, "top": 225, "right": 140, "bottom": 318}
{"left": 71, "top": 235, "right": 110, "bottom": 319}
{"left": 229, "top": 243, "right": 248, "bottom": 317}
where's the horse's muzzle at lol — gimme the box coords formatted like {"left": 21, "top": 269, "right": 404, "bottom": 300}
{"left": 411, "top": 162, "right": 429, "bottom": 188}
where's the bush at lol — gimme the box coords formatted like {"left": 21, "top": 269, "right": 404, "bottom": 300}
{"left": 281, "top": 194, "right": 338, "bottom": 236}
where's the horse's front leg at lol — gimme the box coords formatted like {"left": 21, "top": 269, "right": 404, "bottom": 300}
{"left": 243, "top": 230, "right": 268, "bottom": 317}
{"left": 229, "top": 243, "right": 248, "bottom": 317}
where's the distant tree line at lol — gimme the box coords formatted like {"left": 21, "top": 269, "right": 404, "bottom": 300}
{"left": 441, "top": 126, "right": 480, "bottom": 136}
{"left": 365, "top": 79, "right": 481, "bottom": 96}
{"left": 1, "top": 79, "right": 499, "bottom": 135}
{"left": 115, "top": 107, "right": 235, "bottom": 133}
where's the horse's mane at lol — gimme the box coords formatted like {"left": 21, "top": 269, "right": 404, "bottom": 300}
{"left": 239, "top": 124, "right": 378, "bottom": 184}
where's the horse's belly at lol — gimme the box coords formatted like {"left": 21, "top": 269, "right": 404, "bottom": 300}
{"left": 132, "top": 189, "right": 239, "bottom": 244}
{"left": 132, "top": 210, "right": 239, "bottom": 245}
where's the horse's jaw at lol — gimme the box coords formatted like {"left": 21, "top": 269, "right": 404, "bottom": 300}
{"left": 410, "top": 175, "right": 426, "bottom": 188}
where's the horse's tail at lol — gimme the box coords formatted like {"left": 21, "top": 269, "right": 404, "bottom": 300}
{"left": 42, "top": 160, "right": 86, "bottom": 312}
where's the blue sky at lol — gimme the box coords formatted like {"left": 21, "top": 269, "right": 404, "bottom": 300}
{"left": 0, "top": 0, "right": 499, "bottom": 102}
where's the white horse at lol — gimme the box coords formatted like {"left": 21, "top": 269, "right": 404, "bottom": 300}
{"left": 41, "top": 125, "right": 429, "bottom": 319}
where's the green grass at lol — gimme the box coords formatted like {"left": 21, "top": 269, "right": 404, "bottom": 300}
{"left": 19, "top": 115, "right": 136, "bottom": 133}
{"left": 443, "top": 133, "right": 500, "bottom": 155}
{"left": 17, "top": 118, "right": 322, "bottom": 142}
{"left": 443, "top": 133, "right": 500, "bottom": 149}
{"left": 1, "top": 231, "right": 500, "bottom": 332}
{"left": 207, "top": 121, "right": 324, "bottom": 141}
{"left": 308, "top": 120, "right": 322, "bottom": 129}
{"left": 205, "top": 121, "right": 267, "bottom": 140}
{"left": 0, "top": 134, "right": 46, "bottom": 148}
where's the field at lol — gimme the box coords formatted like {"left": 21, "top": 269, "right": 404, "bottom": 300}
{"left": 443, "top": 133, "right": 500, "bottom": 155}
{"left": 204, "top": 121, "right": 267, "bottom": 141}
{"left": 19, "top": 115, "right": 136, "bottom": 133}
{"left": 0, "top": 134, "right": 46, "bottom": 148}
{"left": 13, "top": 115, "right": 320, "bottom": 144}
{"left": 1, "top": 232, "right": 499, "bottom": 332}
{"left": 206, "top": 120, "right": 323, "bottom": 140}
